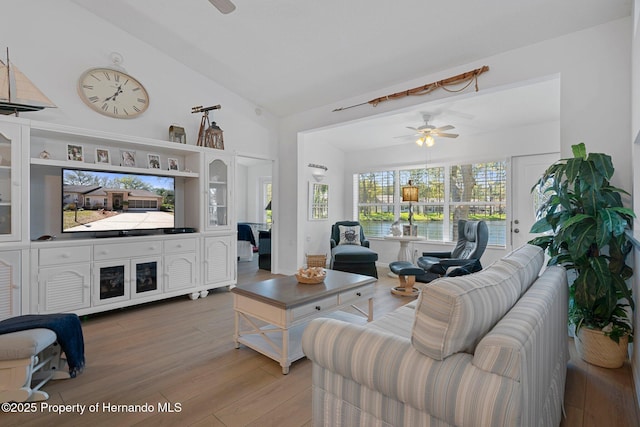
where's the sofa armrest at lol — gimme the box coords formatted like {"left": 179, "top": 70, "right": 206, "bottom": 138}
{"left": 361, "top": 239, "right": 370, "bottom": 248}
{"left": 421, "top": 251, "right": 452, "bottom": 258}
{"left": 330, "top": 239, "right": 337, "bottom": 249}
{"left": 302, "top": 318, "right": 521, "bottom": 425}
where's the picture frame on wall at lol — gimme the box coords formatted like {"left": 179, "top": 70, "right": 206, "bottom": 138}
{"left": 308, "top": 181, "right": 329, "bottom": 220}
{"left": 148, "top": 154, "right": 161, "bottom": 169}
{"left": 121, "top": 150, "right": 136, "bottom": 167}
{"left": 168, "top": 157, "right": 179, "bottom": 171}
{"left": 67, "top": 144, "right": 84, "bottom": 162}
{"left": 95, "top": 148, "right": 110, "bottom": 164}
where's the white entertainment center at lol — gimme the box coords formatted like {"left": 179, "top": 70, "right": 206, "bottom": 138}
{"left": 0, "top": 115, "right": 237, "bottom": 319}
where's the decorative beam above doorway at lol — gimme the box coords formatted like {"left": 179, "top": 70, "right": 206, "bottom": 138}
{"left": 332, "top": 65, "right": 489, "bottom": 112}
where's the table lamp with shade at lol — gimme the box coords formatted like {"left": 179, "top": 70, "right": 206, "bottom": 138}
{"left": 401, "top": 180, "right": 419, "bottom": 236}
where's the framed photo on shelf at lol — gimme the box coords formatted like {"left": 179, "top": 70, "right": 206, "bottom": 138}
{"left": 308, "top": 181, "right": 329, "bottom": 220}
{"left": 168, "top": 157, "right": 179, "bottom": 171}
{"left": 67, "top": 144, "right": 84, "bottom": 162}
{"left": 120, "top": 150, "right": 136, "bottom": 167}
{"left": 95, "top": 148, "right": 110, "bottom": 164}
{"left": 148, "top": 154, "right": 161, "bottom": 169}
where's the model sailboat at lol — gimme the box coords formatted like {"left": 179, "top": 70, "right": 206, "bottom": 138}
{"left": 0, "top": 48, "right": 56, "bottom": 115}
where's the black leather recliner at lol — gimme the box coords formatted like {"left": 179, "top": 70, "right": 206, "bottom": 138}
{"left": 415, "top": 219, "right": 489, "bottom": 282}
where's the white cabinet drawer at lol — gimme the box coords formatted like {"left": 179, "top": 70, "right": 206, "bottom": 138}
{"left": 39, "top": 246, "right": 91, "bottom": 266}
{"left": 164, "top": 238, "right": 197, "bottom": 254}
{"left": 291, "top": 295, "right": 338, "bottom": 321}
{"left": 339, "top": 284, "right": 374, "bottom": 305}
{"left": 94, "top": 241, "right": 162, "bottom": 261}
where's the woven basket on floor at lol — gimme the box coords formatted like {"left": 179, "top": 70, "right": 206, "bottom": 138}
{"left": 574, "top": 327, "right": 629, "bottom": 369}
{"left": 306, "top": 254, "right": 327, "bottom": 268}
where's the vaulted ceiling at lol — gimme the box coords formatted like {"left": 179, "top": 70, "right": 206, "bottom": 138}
{"left": 72, "top": 0, "right": 631, "bottom": 118}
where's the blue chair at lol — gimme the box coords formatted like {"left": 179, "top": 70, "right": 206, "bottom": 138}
{"left": 389, "top": 220, "right": 488, "bottom": 292}
{"left": 330, "top": 221, "right": 378, "bottom": 278}
{"left": 416, "top": 219, "right": 488, "bottom": 282}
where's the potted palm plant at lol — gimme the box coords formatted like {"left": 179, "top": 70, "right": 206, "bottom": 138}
{"left": 529, "top": 143, "right": 635, "bottom": 368}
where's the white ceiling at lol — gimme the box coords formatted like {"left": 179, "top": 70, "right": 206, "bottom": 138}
{"left": 308, "top": 77, "right": 561, "bottom": 152}
{"left": 71, "top": 0, "right": 631, "bottom": 118}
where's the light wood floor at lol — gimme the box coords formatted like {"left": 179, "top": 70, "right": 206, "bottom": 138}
{"left": 3, "top": 260, "right": 638, "bottom": 426}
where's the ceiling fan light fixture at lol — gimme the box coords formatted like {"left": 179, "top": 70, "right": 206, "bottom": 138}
{"left": 424, "top": 135, "right": 435, "bottom": 147}
{"left": 415, "top": 137, "right": 424, "bottom": 146}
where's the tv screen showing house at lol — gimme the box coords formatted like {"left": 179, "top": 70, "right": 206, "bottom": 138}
{"left": 62, "top": 168, "right": 175, "bottom": 233}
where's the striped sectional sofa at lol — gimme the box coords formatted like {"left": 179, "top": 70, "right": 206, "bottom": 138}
{"left": 302, "top": 244, "right": 569, "bottom": 427}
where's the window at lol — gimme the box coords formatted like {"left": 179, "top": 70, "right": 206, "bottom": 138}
{"left": 356, "top": 171, "right": 395, "bottom": 237}
{"left": 262, "top": 180, "right": 272, "bottom": 226}
{"left": 356, "top": 161, "right": 507, "bottom": 245}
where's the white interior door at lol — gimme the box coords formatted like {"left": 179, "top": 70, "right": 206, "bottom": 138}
{"left": 511, "top": 153, "right": 560, "bottom": 249}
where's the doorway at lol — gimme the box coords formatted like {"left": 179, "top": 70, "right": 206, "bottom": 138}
{"left": 510, "top": 152, "right": 560, "bottom": 249}
{"left": 236, "top": 155, "right": 274, "bottom": 277}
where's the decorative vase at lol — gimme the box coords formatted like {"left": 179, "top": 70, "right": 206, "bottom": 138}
{"left": 574, "top": 327, "right": 629, "bottom": 368}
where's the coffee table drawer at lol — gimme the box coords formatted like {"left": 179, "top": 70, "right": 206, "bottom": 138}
{"left": 291, "top": 295, "right": 338, "bottom": 321}
{"left": 339, "top": 284, "right": 374, "bottom": 305}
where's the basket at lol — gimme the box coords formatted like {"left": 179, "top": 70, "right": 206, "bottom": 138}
{"left": 306, "top": 254, "right": 327, "bottom": 268}
{"left": 295, "top": 273, "right": 326, "bottom": 284}
{"left": 296, "top": 266, "right": 326, "bottom": 284}
{"left": 574, "top": 327, "right": 629, "bottom": 368}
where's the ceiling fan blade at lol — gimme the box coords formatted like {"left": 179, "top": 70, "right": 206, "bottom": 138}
{"left": 208, "top": 0, "right": 236, "bottom": 14}
{"left": 433, "top": 125, "right": 454, "bottom": 132}
{"left": 406, "top": 126, "right": 420, "bottom": 131}
{"left": 435, "top": 132, "right": 459, "bottom": 138}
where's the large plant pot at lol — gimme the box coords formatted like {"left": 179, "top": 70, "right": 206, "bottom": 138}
{"left": 574, "top": 327, "right": 629, "bottom": 369}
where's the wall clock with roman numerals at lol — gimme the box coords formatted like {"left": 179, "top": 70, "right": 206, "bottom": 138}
{"left": 77, "top": 67, "right": 150, "bottom": 119}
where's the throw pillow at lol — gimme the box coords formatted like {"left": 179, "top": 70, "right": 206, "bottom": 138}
{"left": 411, "top": 260, "right": 521, "bottom": 360}
{"left": 338, "top": 225, "right": 361, "bottom": 245}
{"left": 500, "top": 244, "right": 544, "bottom": 295}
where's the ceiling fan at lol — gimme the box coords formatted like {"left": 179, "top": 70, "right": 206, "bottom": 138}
{"left": 208, "top": 0, "right": 236, "bottom": 14}
{"left": 407, "top": 114, "right": 459, "bottom": 147}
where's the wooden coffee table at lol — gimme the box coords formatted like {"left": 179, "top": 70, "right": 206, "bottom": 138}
{"left": 231, "top": 270, "right": 375, "bottom": 374}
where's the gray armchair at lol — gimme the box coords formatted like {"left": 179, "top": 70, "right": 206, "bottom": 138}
{"left": 415, "top": 219, "right": 489, "bottom": 282}
{"left": 330, "top": 221, "right": 378, "bottom": 278}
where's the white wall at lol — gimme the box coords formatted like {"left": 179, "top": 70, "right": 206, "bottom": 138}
{"left": 631, "top": 0, "right": 640, "bottom": 411}
{"left": 280, "top": 18, "right": 631, "bottom": 275}
{"left": 299, "top": 136, "right": 346, "bottom": 258}
{"left": 1, "top": 1, "right": 279, "bottom": 159}
{"left": 236, "top": 164, "right": 249, "bottom": 221}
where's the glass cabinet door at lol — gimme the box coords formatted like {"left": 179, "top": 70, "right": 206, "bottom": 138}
{"left": 207, "top": 158, "right": 228, "bottom": 228}
{"left": 0, "top": 125, "right": 20, "bottom": 242}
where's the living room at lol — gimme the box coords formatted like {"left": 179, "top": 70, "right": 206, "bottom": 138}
{"left": 1, "top": 0, "right": 640, "bottom": 425}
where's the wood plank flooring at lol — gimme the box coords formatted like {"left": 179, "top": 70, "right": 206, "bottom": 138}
{"left": 2, "top": 260, "right": 638, "bottom": 426}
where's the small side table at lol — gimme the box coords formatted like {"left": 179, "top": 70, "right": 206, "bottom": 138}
{"left": 383, "top": 235, "right": 425, "bottom": 277}
{"left": 384, "top": 235, "right": 425, "bottom": 261}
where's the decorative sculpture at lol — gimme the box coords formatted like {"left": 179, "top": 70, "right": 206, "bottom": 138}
{"left": 191, "top": 104, "right": 224, "bottom": 149}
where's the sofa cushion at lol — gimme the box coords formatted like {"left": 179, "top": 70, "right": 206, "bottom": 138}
{"left": 411, "top": 260, "right": 521, "bottom": 360}
{"left": 500, "top": 244, "right": 544, "bottom": 295}
{"left": 338, "top": 225, "right": 361, "bottom": 245}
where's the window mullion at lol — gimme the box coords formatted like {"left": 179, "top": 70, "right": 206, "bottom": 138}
{"left": 443, "top": 164, "right": 450, "bottom": 241}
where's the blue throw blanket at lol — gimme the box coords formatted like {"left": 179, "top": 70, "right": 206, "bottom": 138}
{"left": 0, "top": 313, "right": 85, "bottom": 377}
{"left": 238, "top": 223, "right": 256, "bottom": 246}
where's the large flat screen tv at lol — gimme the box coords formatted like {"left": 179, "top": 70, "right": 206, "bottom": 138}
{"left": 62, "top": 168, "right": 175, "bottom": 235}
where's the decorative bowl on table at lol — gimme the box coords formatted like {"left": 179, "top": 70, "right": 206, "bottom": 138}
{"left": 295, "top": 267, "right": 326, "bottom": 284}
